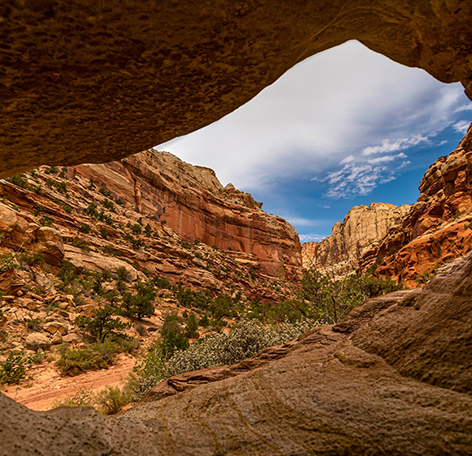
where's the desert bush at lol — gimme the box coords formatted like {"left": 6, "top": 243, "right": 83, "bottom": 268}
{"left": 300, "top": 269, "right": 403, "bottom": 324}
{"left": 120, "top": 282, "right": 155, "bottom": 320}
{"left": 116, "top": 266, "right": 131, "bottom": 282}
{"left": 0, "top": 352, "right": 33, "bottom": 385}
{"left": 57, "top": 260, "right": 78, "bottom": 286}
{"left": 131, "top": 318, "right": 315, "bottom": 400}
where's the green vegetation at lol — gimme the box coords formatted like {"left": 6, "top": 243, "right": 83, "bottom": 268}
{"left": 75, "top": 305, "right": 131, "bottom": 343}
{"left": 56, "top": 337, "right": 138, "bottom": 376}
{"left": 0, "top": 352, "right": 34, "bottom": 385}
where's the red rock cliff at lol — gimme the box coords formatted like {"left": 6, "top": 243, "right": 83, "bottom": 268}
{"left": 72, "top": 150, "right": 302, "bottom": 280}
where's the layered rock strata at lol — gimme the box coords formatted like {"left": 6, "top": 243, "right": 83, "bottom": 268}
{"left": 3, "top": 250, "right": 472, "bottom": 455}
{"left": 365, "top": 124, "right": 472, "bottom": 285}
{"left": 302, "top": 202, "right": 409, "bottom": 275}
{"left": 72, "top": 150, "right": 302, "bottom": 281}
{"left": 1, "top": 1, "right": 472, "bottom": 176}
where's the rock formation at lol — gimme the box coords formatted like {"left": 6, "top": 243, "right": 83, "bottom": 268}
{"left": 3, "top": 250, "right": 472, "bottom": 455}
{"left": 364, "top": 123, "right": 472, "bottom": 285}
{"left": 302, "top": 202, "right": 410, "bottom": 275}
{"left": 73, "top": 149, "right": 302, "bottom": 281}
{"left": 0, "top": 151, "right": 301, "bottom": 303}
{"left": 1, "top": 1, "right": 472, "bottom": 177}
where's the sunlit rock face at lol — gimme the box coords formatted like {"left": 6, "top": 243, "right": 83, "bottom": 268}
{"left": 1, "top": 0, "right": 472, "bottom": 176}
{"left": 3, "top": 251, "right": 472, "bottom": 454}
{"left": 366, "top": 123, "right": 472, "bottom": 285}
{"left": 302, "top": 202, "right": 410, "bottom": 275}
{"left": 72, "top": 150, "right": 302, "bottom": 280}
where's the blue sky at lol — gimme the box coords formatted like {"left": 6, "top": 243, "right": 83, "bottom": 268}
{"left": 157, "top": 41, "right": 472, "bottom": 243}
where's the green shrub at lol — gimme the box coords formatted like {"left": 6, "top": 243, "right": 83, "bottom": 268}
{"left": 96, "top": 385, "right": 130, "bottom": 415}
{"left": 152, "top": 276, "right": 171, "bottom": 289}
{"left": 120, "top": 282, "right": 155, "bottom": 320}
{"left": 75, "top": 305, "right": 131, "bottom": 343}
{"left": 102, "top": 198, "right": 115, "bottom": 212}
{"left": 116, "top": 266, "right": 131, "bottom": 282}
{"left": 300, "top": 269, "right": 404, "bottom": 324}
{"left": 62, "top": 205, "right": 73, "bottom": 214}
{"left": 5, "top": 174, "right": 28, "bottom": 189}
{"left": 71, "top": 238, "right": 90, "bottom": 251}
{"left": 57, "top": 260, "right": 78, "bottom": 286}
{"left": 79, "top": 223, "right": 91, "bottom": 234}
{"left": 56, "top": 345, "right": 110, "bottom": 376}
{"left": 39, "top": 216, "right": 53, "bottom": 227}
{"left": 131, "top": 224, "right": 142, "bottom": 235}
{"left": 0, "top": 352, "right": 33, "bottom": 385}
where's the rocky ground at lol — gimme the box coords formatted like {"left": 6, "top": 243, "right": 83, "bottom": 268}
{"left": 3, "top": 249, "right": 472, "bottom": 455}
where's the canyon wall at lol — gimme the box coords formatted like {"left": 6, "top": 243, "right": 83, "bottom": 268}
{"left": 303, "top": 124, "right": 472, "bottom": 287}
{"left": 302, "top": 202, "right": 410, "bottom": 275}
{"left": 72, "top": 150, "right": 302, "bottom": 281}
{"left": 4, "top": 249, "right": 472, "bottom": 454}
{"left": 369, "top": 123, "right": 472, "bottom": 285}
{"left": 2, "top": 1, "right": 472, "bottom": 177}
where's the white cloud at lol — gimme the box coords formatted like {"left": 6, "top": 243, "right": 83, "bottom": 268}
{"left": 453, "top": 120, "right": 471, "bottom": 134}
{"left": 454, "top": 104, "right": 472, "bottom": 113}
{"left": 157, "top": 40, "right": 470, "bottom": 195}
{"left": 299, "top": 233, "right": 327, "bottom": 243}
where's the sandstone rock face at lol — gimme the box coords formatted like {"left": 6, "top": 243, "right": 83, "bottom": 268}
{"left": 302, "top": 202, "right": 409, "bottom": 275}
{"left": 1, "top": 1, "right": 472, "bottom": 177}
{"left": 72, "top": 150, "right": 302, "bottom": 280}
{"left": 364, "top": 124, "right": 472, "bottom": 285}
{"left": 3, "top": 251, "right": 472, "bottom": 455}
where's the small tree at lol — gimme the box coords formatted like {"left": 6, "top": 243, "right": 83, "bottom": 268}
{"left": 75, "top": 305, "right": 130, "bottom": 343}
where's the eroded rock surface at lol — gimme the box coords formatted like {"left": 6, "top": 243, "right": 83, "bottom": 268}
{"left": 1, "top": 1, "right": 472, "bottom": 176}
{"left": 71, "top": 150, "right": 301, "bottom": 280}
{"left": 3, "top": 251, "right": 472, "bottom": 455}
{"left": 364, "top": 123, "right": 472, "bottom": 285}
{"left": 302, "top": 202, "right": 410, "bottom": 275}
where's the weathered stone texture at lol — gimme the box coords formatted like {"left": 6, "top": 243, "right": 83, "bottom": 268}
{"left": 302, "top": 202, "right": 410, "bottom": 274}
{"left": 3, "top": 251, "right": 472, "bottom": 455}
{"left": 1, "top": 1, "right": 472, "bottom": 177}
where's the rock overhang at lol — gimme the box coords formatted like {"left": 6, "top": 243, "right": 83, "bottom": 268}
{"left": 1, "top": 0, "right": 472, "bottom": 177}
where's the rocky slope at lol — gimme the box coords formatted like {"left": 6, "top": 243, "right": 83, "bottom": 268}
{"left": 0, "top": 152, "right": 301, "bottom": 401}
{"left": 302, "top": 202, "right": 410, "bottom": 275}
{"left": 3, "top": 249, "right": 472, "bottom": 455}
{"left": 363, "top": 123, "right": 472, "bottom": 286}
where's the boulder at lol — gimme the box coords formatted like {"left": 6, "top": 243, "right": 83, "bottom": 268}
{"left": 35, "top": 227, "right": 65, "bottom": 266}
{"left": 43, "top": 321, "right": 68, "bottom": 336}
{"left": 25, "top": 333, "right": 51, "bottom": 350}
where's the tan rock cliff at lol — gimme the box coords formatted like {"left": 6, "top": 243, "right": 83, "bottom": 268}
{"left": 1, "top": 1, "right": 472, "bottom": 177}
{"left": 302, "top": 202, "right": 410, "bottom": 275}
{"left": 364, "top": 123, "right": 472, "bottom": 285}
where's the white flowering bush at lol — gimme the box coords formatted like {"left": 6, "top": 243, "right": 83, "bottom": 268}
{"left": 131, "top": 318, "right": 319, "bottom": 400}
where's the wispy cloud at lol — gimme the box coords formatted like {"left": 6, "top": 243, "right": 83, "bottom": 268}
{"left": 454, "top": 104, "right": 472, "bottom": 113}
{"left": 317, "top": 136, "right": 419, "bottom": 199}
{"left": 299, "top": 233, "right": 327, "bottom": 243}
{"left": 453, "top": 120, "right": 471, "bottom": 134}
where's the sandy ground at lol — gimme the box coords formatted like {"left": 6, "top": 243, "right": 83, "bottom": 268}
{"left": 3, "top": 354, "right": 136, "bottom": 411}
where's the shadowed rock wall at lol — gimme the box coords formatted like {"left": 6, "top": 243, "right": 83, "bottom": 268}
{"left": 1, "top": 0, "right": 472, "bottom": 177}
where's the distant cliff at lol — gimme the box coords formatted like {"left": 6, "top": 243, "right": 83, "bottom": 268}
{"left": 368, "top": 123, "right": 472, "bottom": 285}
{"left": 302, "top": 202, "right": 410, "bottom": 276}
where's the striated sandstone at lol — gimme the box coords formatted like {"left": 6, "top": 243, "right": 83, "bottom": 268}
{"left": 3, "top": 251, "right": 472, "bottom": 454}
{"left": 365, "top": 123, "right": 472, "bottom": 285}
{"left": 302, "top": 202, "right": 409, "bottom": 275}
{"left": 1, "top": 1, "right": 472, "bottom": 177}
{"left": 72, "top": 150, "right": 302, "bottom": 280}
